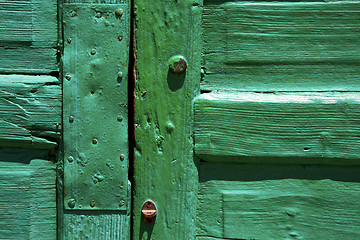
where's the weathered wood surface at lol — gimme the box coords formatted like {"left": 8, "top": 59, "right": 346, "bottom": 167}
{"left": 63, "top": 211, "right": 130, "bottom": 239}
{"left": 195, "top": 92, "right": 360, "bottom": 164}
{"left": 202, "top": 1, "right": 360, "bottom": 91}
{"left": 0, "top": 0, "right": 58, "bottom": 74}
{"left": 64, "top": 0, "right": 125, "bottom": 3}
{"left": 0, "top": 75, "right": 61, "bottom": 149}
{"left": 0, "top": 160, "right": 56, "bottom": 240}
{"left": 133, "top": 0, "right": 202, "bottom": 239}
{"left": 197, "top": 162, "right": 360, "bottom": 239}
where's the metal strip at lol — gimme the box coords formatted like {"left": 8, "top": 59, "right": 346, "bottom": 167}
{"left": 63, "top": 3, "right": 129, "bottom": 210}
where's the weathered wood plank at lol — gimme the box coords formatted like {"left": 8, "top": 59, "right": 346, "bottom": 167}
{"left": 0, "top": 0, "right": 58, "bottom": 74}
{"left": 202, "top": 1, "right": 360, "bottom": 91}
{"left": 0, "top": 160, "right": 56, "bottom": 240}
{"left": 64, "top": 212, "right": 130, "bottom": 239}
{"left": 133, "top": 0, "right": 202, "bottom": 239}
{"left": 0, "top": 75, "right": 61, "bottom": 149}
{"left": 64, "top": 0, "right": 125, "bottom": 3}
{"left": 195, "top": 92, "right": 360, "bottom": 163}
{"left": 197, "top": 162, "right": 360, "bottom": 239}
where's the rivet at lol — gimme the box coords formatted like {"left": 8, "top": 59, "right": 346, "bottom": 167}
{"left": 95, "top": 12, "right": 102, "bottom": 18}
{"left": 118, "top": 35, "right": 123, "bottom": 41}
{"left": 68, "top": 198, "right": 76, "bottom": 208}
{"left": 69, "top": 115, "right": 74, "bottom": 123}
{"left": 169, "top": 55, "right": 187, "bottom": 74}
{"left": 166, "top": 122, "right": 175, "bottom": 133}
{"left": 90, "top": 48, "right": 97, "bottom": 55}
{"left": 120, "top": 154, "right": 125, "bottom": 161}
{"left": 118, "top": 71, "right": 123, "bottom": 78}
{"left": 65, "top": 74, "right": 72, "bottom": 81}
{"left": 92, "top": 138, "right": 98, "bottom": 144}
{"left": 90, "top": 200, "right": 96, "bottom": 208}
{"left": 70, "top": 10, "right": 77, "bottom": 17}
{"left": 117, "top": 114, "right": 123, "bottom": 122}
{"left": 66, "top": 38, "right": 72, "bottom": 44}
{"left": 118, "top": 200, "right": 124, "bottom": 207}
{"left": 68, "top": 156, "right": 74, "bottom": 163}
{"left": 115, "top": 8, "right": 124, "bottom": 18}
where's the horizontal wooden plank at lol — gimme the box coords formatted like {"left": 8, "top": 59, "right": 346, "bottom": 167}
{"left": 0, "top": 160, "right": 56, "bottom": 240}
{"left": 202, "top": 1, "right": 360, "bottom": 91}
{"left": 0, "top": 75, "right": 61, "bottom": 149}
{"left": 0, "top": 0, "right": 58, "bottom": 73}
{"left": 197, "top": 162, "right": 360, "bottom": 239}
{"left": 195, "top": 92, "right": 360, "bottom": 163}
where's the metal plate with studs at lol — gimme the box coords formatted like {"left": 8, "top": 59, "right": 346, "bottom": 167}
{"left": 63, "top": 3, "right": 129, "bottom": 210}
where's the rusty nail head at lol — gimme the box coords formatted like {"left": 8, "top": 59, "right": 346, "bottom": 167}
{"left": 115, "top": 8, "right": 124, "bottom": 18}
{"left": 142, "top": 200, "right": 157, "bottom": 224}
{"left": 70, "top": 10, "right": 77, "bottom": 17}
{"left": 120, "top": 154, "right": 125, "bottom": 161}
{"left": 67, "top": 38, "right": 72, "bottom": 44}
{"left": 65, "top": 74, "right": 72, "bottom": 81}
{"left": 169, "top": 55, "right": 187, "bottom": 74}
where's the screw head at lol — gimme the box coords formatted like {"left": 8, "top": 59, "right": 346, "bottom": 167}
{"left": 68, "top": 198, "right": 76, "bottom": 208}
{"left": 169, "top": 55, "right": 187, "bottom": 74}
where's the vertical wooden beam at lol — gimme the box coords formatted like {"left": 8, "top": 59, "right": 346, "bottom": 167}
{"left": 133, "top": 0, "right": 202, "bottom": 239}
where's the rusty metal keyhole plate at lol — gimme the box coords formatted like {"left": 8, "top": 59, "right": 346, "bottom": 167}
{"left": 142, "top": 200, "right": 157, "bottom": 224}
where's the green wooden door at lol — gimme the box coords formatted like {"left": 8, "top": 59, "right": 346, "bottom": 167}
{"left": 0, "top": 0, "right": 131, "bottom": 239}
{"left": 133, "top": 0, "right": 360, "bottom": 239}
{"left": 0, "top": 0, "right": 59, "bottom": 239}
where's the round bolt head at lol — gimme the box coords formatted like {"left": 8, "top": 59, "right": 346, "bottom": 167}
{"left": 90, "top": 200, "right": 96, "bottom": 208}
{"left": 92, "top": 138, "right": 98, "bottom": 144}
{"left": 169, "top": 55, "right": 187, "bottom": 74}
{"left": 69, "top": 115, "right": 74, "bottom": 123}
{"left": 68, "top": 156, "right": 74, "bottom": 163}
{"left": 120, "top": 154, "right": 125, "bottom": 161}
{"left": 68, "top": 198, "right": 76, "bottom": 208}
{"left": 115, "top": 8, "right": 124, "bottom": 18}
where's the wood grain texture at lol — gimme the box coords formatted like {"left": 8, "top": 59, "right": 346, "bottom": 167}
{"left": 201, "top": 1, "right": 360, "bottom": 91}
{"left": 64, "top": 0, "right": 126, "bottom": 3}
{"left": 0, "top": 0, "right": 58, "bottom": 74}
{"left": 133, "top": 0, "right": 202, "bottom": 239}
{"left": 197, "top": 162, "right": 360, "bottom": 240}
{"left": 0, "top": 75, "right": 61, "bottom": 149}
{"left": 195, "top": 92, "right": 360, "bottom": 164}
{"left": 0, "top": 160, "right": 56, "bottom": 240}
{"left": 63, "top": 211, "right": 130, "bottom": 239}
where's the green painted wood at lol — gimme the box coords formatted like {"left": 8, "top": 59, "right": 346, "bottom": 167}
{"left": 201, "top": 1, "right": 360, "bottom": 91}
{"left": 197, "top": 162, "right": 360, "bottom": 239}
{"left": 133, "top": 0, "right": 202, "bottom": 239}
{"left": 63, "top": 3, "right": 130, "bottom": 211}
{"left": 0, "top": 160, "right": 56, "bottom": 240}
{"left": 63, "top": 211, "right": 130, "bottom": 239}
{"left": 0, "top": 0, "right": 58, "bottom": 74}
{"left": 195, "top": 92, "right": 360, "bottom": 164}
{"left": 0, "top": 75, "right": 61, "bottom": 149}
